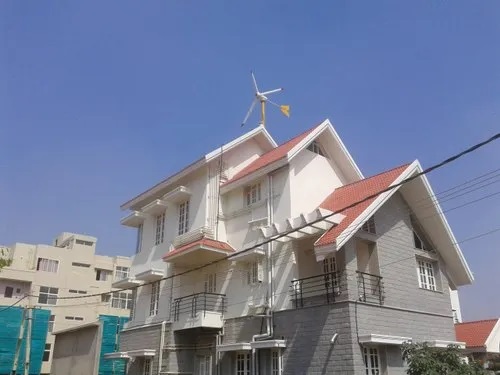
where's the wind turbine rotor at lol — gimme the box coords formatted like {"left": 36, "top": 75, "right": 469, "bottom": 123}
{"left": 241, "top": 99, "right": 258, "bottom": 127}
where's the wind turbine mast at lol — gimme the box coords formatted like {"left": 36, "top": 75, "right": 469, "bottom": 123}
{"left": 241, "top": 71, "right": 290, "bottom": 128}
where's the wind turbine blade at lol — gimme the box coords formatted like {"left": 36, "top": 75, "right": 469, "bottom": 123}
{"left": 251, "top": 71, "right": 259, "bottom": 93}
{"left": 241, "top": 99, "right": 257, "bottom": 127}
{"left": 261, "top": 88, "right": 283, "bottom": 96}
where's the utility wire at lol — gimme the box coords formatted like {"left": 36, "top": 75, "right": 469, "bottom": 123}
{"left": 25, "top": 131, "right": 498, "bottom": 301}
{"left": 0, "top": 295, "right": 28, "bottom": 312}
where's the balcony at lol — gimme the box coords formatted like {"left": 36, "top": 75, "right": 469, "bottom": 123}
{"left": 171, "top": 292, "right": 226, "bottom": 331}
{"left": 290, "top": 271, "right": 347, "bottom": 309}
{"left": 163, "top": 236, "right": 235, "bottom": 267}
{"left": 356, "top": 271, "right": 384, "bottom": 305}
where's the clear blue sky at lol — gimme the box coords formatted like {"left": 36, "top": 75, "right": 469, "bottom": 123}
{"left": 1, "top": 1, "right": 499, "bottom": 320}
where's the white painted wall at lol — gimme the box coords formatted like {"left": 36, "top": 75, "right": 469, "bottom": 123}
{"left": 450, "top": 289, "right": 462, "bottom": 323}
{"left": 289, "top": 147, "right": 344, "bottom": 217}
{"left": 485, "top": 320, "right": 500, "bottom": 353}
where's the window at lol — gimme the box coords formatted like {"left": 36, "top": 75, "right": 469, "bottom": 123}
{"left": 363, "top": 347, "right": 380, "bottom": 375}
{"left": 102, "top": 294, "right": 111, "bottom": 303}
{"left": 4, "top": 286, "right": 13, "bottom": 298}
{"left": 112, "top": 292, "right": 133, "bottom": 309}
{"left": 178, "top": 200, "right": 190, "bottom": 235}
{"left": 361, "top": 216, "right": 376, "bottom": 234}
{"left": 271, "top": 349, "right": 282, "bottom": 375}
{"left": 96, "top": 269, "right": 111, "bottom": 281}
{"left": 136, "top": 224, "right": 143, "bottom": 254}
{"left": 247, "top": 261, "right": 262, "bottom": 285}
{"left": 155, "top": 212, "right": 165, "bottom": 245}
{"left": 204, "top": 273, "right": 217, "bottom": 293}
{"left": 413, "top": 231, "right": 430, "bottom": 251}
{"left": 115, "top": 266, "right": 130, "bottom": 280}
{"left": 417, "top": 260, "right": 437, "bottom": 291}
{"left": 68, "top": 289, "right": 87, "bottom": 294}
{"left": 323, "top": 256, "right": 339, "bottom": 291}
{"left": 143, "top": 358, "right": 152, "bottom": 375}
{"left": 43, "top": 344, "right": 51, "bottom": 362}
{"left": 150, "top": 281, "right": 160, "bottom": 316}
{"left": 75, "top": 239, "right": 93, "bottom": 246}
{"left": 38, "top": 286, "right": 58, "bottom": 305}
{"left": 36, "top": 258, "right": 59, "bottom": 273}
{"left": 65, "top": 316, "right": 84, "bottom": 321}
{"left": 307, "top": 141, "right": 325, "bottom": 157}
{"left": 245, "top": 183, "right": 261, "bottom": 206}
{"left": 72, "top": 262, "right": 91, "bottom": 268}
{"left": 197, "top": 355, "right": 211, "bottom": 375}
{"left": 236, "top": 352, "right": 250, "bottom": 375}
{"left": 48, "top": 315, "right": 55, "bottom": 332}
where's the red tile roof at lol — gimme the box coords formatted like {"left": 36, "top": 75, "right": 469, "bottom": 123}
{"left": 163, "top": 237, "right": 235, "bottom": 260}
{"left": 315, "top": 164, "right": 410, "bottom": 247}
{"left": 455, "top": 319, "right": 498, "bottom": 348}
{"left": 222, "top": 125, "right": 318, "bottom": 186}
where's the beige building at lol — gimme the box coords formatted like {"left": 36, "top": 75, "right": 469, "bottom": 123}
{"left": 0, "top": 232, "right": 132, "bottom": 375}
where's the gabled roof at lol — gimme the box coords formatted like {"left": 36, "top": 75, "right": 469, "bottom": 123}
{"left": 162, "top": 237, "right": 234, "bottom": 260}
{"left": 314, "top": 160, "right": 473, "bottom": 286}
{"left": 222, "top": 126, "right": 317, "bottom": 186}
{"left": 455, "top": 319, "right": 499, "bottom": 349}
{"left": 121, "top": 126, "right": 276, "bottom": 211}
{"left": 316, "top": 164, "right": 409, "bottom": 247}
{"left": 222, "top": 119, "right": 364, "bottom": 190}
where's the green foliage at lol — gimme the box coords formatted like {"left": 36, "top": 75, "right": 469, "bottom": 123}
{"left": 402, "top": 342, "right": 486, "bottom": 375}
{"left": 0, "top": 247, "right": 12, "bottom": 270}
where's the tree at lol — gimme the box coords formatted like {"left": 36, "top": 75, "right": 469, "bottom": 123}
{"left": 402, "top": 342, "right": 486, "bottom": 375}
{"left": 0, "top": 247, "right": 12, "bottom": 270}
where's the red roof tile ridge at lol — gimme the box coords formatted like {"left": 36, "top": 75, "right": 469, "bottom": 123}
{"left": 333, "top": 162, "right": 411, "bottom": 191}
{"left": 455, "top": 318, "right": 499, "bottom": 326}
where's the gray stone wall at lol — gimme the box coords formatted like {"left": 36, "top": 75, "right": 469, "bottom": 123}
{"left": 120, "top": 324, "right": 162, "bottom": 375}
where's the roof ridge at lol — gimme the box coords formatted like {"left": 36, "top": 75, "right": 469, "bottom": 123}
{"left": 334, "top": 162, "right": 411, "bottom": 191}
{"left": 455, "top": 318, "right": 499, "bottom": 325}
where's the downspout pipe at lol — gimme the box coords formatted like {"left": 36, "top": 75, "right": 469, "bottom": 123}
{"left": 158, "top": 321, "right": 166, "bottom": 375}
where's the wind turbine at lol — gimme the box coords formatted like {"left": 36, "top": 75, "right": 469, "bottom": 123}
{"left": 241, "top": 71, "right": 290, "bottom": 128}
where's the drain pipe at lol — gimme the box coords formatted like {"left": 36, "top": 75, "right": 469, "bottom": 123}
{"left": 158, "top": 321, "right": 166, "bottom": 375}
{"left": 251, "top": 174, "right": 276, "bottom": 375}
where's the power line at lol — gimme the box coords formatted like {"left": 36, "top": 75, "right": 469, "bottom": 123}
{"left": 0, "top": 296, "right": 27, "bottom": 312}
{"left": 25, "top": 130, "right": 499, "bottom": 302}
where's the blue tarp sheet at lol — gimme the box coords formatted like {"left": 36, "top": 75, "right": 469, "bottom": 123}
{"left": 0, "top": 306, "right": 50, "bottom": 375}
{"left": 98, "top": 314, "right": 129, "bottom": 375}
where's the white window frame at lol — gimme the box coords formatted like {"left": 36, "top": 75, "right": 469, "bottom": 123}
{"left": 143, "top": 357, "right": 152, "bottom": 375}
{"left": 96, "top": 268, "right": 111, "bottom": 281}
{"left": 38, "top": 286, "right": 58, "bottom": 305}
{"left": 48, "top": 315, "right": 55, "bottom": 333}
{"left": 112, "top": 292, "right": 133, "bottom": 309}
{"left": 363, "top": 346, "right": 381, "bottom": 375}
{"left": 155, "top": 212, "right": 165, "bottom": 245}
{"left": 271, "top": 349, "right": 282, "bottom": 375}
{"left": 361, "top": 216, "right": 376, "bottom": 234}
{"left": 136, "top": 223, "right": 143, "bottom": 254}
{"left": 43, "top": 343, "right": 51, "bottom": 362}
{"left": 115, "top": 266, "right": 130, "bottom": 280}
{"left": 245, "top": 183, "right": 261, "bottom": 207}
{"left": 178, "top": 200, "right": 190, "bottom": 235}
{"left": 236, "top": 352, "right": 250, "bottom": 375}
{"left": 197, "top": 355, "right": 211, "bottom": 375}
{"left": 247, "top": 261, "right": 262, "bottom": 285}
{"left": 150, "top": 281, "right": 160, "bottom": 316}
{"left": 36, "top": 258, "right": 59, "bottom": 273}
{"left": 307, "top": 140, "right": 325, "bottom": 157}
{"left": 417, "top": 260, "right": 437, "bottom": 291}
{"left": 205, "top": 273, "right": 217, "bottom": 294}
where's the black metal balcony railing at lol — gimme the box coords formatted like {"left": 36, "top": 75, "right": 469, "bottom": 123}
{"left": 172, "top": 292, "right": 226, "bottom": 321}
{"left": 290, "top": 271, "right": 347, "bottom": 309}
{"left": 357, "top": 271, "right": 384, "bottom": 305}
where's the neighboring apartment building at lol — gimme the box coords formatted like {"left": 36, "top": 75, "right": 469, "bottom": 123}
{"left": 109, "top": 119, "right": 473, "bottom": 375}
{"left": 0, "top": 232, "right": 132, "bottom": 375}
